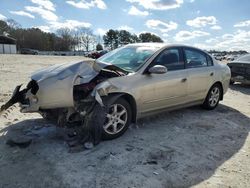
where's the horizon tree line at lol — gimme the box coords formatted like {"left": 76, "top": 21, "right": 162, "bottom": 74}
{"left": 0, "top": 19, "right": 164, "bottom": 52}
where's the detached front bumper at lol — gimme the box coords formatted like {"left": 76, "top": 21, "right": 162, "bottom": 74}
{"left": 0, "top": 80, "right": 39, "bottom": 114}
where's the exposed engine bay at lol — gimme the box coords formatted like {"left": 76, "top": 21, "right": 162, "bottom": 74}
{"left": 0, "top": 60, "right": 127, "bottom": 149}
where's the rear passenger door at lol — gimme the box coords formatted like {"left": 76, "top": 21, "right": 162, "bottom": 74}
{"left": 183, "top": 47, "right": 214, "bottom": 102}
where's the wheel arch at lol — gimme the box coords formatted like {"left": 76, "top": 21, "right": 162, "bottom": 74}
{"left": 102, "top": 92, "right": 137, "bottom": 123}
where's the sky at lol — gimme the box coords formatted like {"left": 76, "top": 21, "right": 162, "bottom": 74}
{"left": 0, "top": 0, "right": 250, "bottom": 51}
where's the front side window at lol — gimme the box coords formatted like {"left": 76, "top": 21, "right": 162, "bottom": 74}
{"left": 184, "top": 49, "right": 208, "bottom": 68}
{"left": 151, "top": 48, "right": 184, "bottom": 71}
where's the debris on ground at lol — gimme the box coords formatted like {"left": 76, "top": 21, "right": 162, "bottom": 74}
{"left": 84, "top": 142, "right": 94, "bottom": 149}
{"left": 125, "top": 145, "right": 134, "bottom": 151}
{"left": 63, "top": 101, "right": 106, "bottom": 152}
{"left": 6, "top": 136, "right": 32, "bottom": 148}
{"left": 153, "top": 172, "right": 159, "bottom": 175}
{"left": 143, "top": 160, "right": 158, "bottom": 165}
{"left": 68, "top": 145, "right": 85, "bottom": 153}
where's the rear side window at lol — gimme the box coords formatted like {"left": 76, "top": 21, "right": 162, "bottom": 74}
{"left": 184, "top": 49, "right": 208, "bottom": 68}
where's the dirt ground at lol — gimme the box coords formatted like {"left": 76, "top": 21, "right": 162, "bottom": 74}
{"left": 0, "top": 55, "right": 249, "bottom": 188}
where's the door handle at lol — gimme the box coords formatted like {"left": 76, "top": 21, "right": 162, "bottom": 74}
{"left": 181, "top": 78, "right": 187, "bottom": 82}
{"left": 210, "top": 72, "right": 214, "bottom": 76}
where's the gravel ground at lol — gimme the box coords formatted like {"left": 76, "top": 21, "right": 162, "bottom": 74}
{"left": 0, "top": 55, "right": 249, "bottom": 188}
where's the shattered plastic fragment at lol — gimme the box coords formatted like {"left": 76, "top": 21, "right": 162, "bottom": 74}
{"left": 84, "top": 142, "right": 94, "bottom": 149}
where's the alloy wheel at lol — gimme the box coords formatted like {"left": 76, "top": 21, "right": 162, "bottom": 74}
{"left": 209, "top": 87, "right": 220, "bottom": 107}
{"left": 104, "top": 104, "right": 128, "bottom": 135}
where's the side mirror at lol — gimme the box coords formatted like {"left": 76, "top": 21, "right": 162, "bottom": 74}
{"left": 148, "top": 65, "right": 167, "bottom": 74}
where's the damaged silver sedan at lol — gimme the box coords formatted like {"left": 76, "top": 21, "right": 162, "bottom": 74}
{"left": 1, "top": 43, "right": 231, "bottom": 142}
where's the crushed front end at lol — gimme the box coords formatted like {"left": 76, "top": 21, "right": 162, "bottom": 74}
{"left": 0, "top": 60, "right": 125, "bottom": 149}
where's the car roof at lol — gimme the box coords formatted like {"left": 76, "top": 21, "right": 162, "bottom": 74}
{"left": 125, "top": 43, "right": 209, "bottom": 55}
{"left": 125, "top": 43, "right": 165, "bottom": 48}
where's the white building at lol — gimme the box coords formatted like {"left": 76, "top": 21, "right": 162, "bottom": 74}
{"left": 0, "top": 35, "right": 17, "bottom": 54}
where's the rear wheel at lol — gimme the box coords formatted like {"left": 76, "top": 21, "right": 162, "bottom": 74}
{"left": 202, "top": 84, "right": 222, "bottom": 110}
{"left": 102, "top": 98, "right": 131, "bottom": 140}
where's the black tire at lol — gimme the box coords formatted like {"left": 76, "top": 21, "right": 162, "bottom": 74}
{"left": 102, "top": 98, "right": 132, "bottom": 140}
{"left": 202, "top": 83, "right": 222, "bottom": 110}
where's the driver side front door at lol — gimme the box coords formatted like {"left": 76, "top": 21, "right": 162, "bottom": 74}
{"left": 139, "top": 48, "right": 188, "bottom": 114}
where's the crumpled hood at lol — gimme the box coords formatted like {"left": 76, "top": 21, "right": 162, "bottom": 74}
{"left": 31, "top": 60, "right": 113, "bottom": 82}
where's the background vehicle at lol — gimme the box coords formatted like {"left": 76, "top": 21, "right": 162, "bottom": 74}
{"left": 87, "top": 50, "right": 108, "bottom": 59}
{"left": 214, "top": 55, "right": 223, "bottom": 61}
{"left": 226, "top": 55, "right": 238, "bottom": 61}
{"left": 1, "top": 43, "right": 231, "bottom": 139}
{"left": 20, "top": 48, "right": 39, "bottom": 55}
{"left": 227, "top": 54, "right": 250, "bottom": 84}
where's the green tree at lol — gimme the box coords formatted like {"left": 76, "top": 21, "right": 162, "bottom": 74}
{"left": 139, "top": 33, "right": 163, "bottom": 43}
{"left": 118, "top": 30, "right": 133, "bottom": 45}
{"left": 104, "top": 29, "right": 141, "bottom": 49}
{"left": 103, "top": 29, "right": 119, "bottom": 50}
{"left": 131, "top": 34, "right": 140, "bottom": 43}
{"left": 96, "top": 43, "right": 103, "bottom": 50}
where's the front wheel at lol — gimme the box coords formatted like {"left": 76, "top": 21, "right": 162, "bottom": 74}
{"left": 202, "top": 84, "right": 222, "bottom": 110}
{"left": 102, "top": 98, "right": 132, "bottom": 140}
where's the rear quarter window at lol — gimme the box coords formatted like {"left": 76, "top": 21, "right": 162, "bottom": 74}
{"left": 206, "top": 55, "right": 213, "bottom": 66}
{"left": 184, "top": 48, "right": 208, "bottom": 68}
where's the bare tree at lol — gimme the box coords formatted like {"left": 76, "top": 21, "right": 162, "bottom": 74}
{"left": 71, "top": 29, "right": 81, "bottom": 51}
{"left": 7, "top": 19, "right": 21, "bottom": 29}
{"left": 78, "top": 27, "right": 96, "bottom": 52}
{"left": 56, "top": 27, "right": 74, "bottom": 51}
{"left": 0, "top": 20, "right": 11, "bottom": 35}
